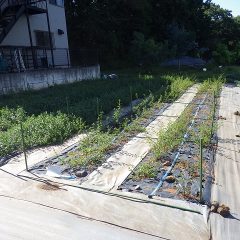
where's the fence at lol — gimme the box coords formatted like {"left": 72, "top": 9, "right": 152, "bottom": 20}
{"left": 0, "top": 46, "right": 99, "bottom": 73}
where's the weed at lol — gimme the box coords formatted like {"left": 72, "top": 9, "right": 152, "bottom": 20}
{"left": 133, "top": 161, "right": 157, "bottom": 180}
{"left": 198, "top": 76, "right": 225, "bottom": 94}
{"left": 124, "top": 120, "right": 145, "bottom": 134}
{"left": 65, "top": 130, "right": 116, "bottom": 167}
{"left": 153, "top": 106, "right": 192, "bottom": 159}
{"left": 176, "top": 172, "right": 191, "bottom": 197}
{"left": 113, "top": 99, "right": 121, "bottom": 125}
{"left": 0, "top": 112, "right": 85, "bottom": 158}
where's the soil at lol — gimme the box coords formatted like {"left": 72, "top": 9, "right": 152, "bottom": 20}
{"left": 29, "top": 100, "right": 170, "bottom": 182}
{"left": 38, "top": 182, "right": 62, "bottom": 191}
{"left": 119, "top": 92, "right": 219, "bottom": 204}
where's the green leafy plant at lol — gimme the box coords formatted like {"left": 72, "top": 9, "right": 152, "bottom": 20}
{"left": 65, "top": 130, "right": 116, "bottom": 167}
{"left": 113, "top": 99, "right": 121, "bottom": 125}
{"left": 133, "top": 162, "right": 157, "bottom": 180}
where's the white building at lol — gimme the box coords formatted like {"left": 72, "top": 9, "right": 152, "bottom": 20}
{"left": 0, "top": 0, "right": 70, "bottom": 71}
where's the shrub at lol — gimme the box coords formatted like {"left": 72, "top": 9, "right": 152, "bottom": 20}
{"left": 0, "top": 112, "right": 85, "bottom": 158}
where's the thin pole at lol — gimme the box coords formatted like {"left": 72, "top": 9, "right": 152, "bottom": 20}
{"left": 66, "top": 48, "right": 70, "bottom": 68}
{"left": 199, "top": 138, "right": 203, "bottom": 202}
{"left": 130, "top": 86, "right": 133, "bottom": 115}
{"left": 20, "top": 122, "right": 28, "bottom": 171}
{"left": 96, "top": 97, "right": 100, "bottom": 116}
{"left": 66, "top": 96, "right": 69, "bottom": 115}
{"left": 46, "top": 0, "right": 55, "bottom": 68}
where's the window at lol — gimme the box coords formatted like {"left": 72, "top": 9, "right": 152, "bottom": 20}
{"left": 49, "top": 0, "right": 64, "bottom": 7}
{"left": 35, "top": 31, "right": 55, "bottom": 48}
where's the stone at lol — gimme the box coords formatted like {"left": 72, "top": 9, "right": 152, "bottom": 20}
{"left": 234, "top": 111, "right": 240, "bottom": 116}
{"left": 218, "top": 116, "right": 227, "bottom": 120}
{"left": 122, "top": 189, "right": 133, "bottom": 192}
{"left": 217, "top": 204, "right": 230, "bottom": 217}
{"left": 75, "top": 170, "right": 88, "bottom": 178}
{"left": 163, "top": 161, "right": 171, "bottom": 167}
{"left": 191, "top": 181, "right": 200, "bottom": 196}
{"left": 165, "top": 176, "right": 176, "bottom": 183}
{"left": 210, "top": 201, "right": 219, "bottom": 213}
{"left": 174, "top": 169, "right": 181, "bottom": 177}
{"left": 135, "top": 185, "right": 142, "bottom": 191}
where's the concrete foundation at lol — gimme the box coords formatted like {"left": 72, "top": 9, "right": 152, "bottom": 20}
{"left": 0, "top": 65, "right": 100, "bottom": 95}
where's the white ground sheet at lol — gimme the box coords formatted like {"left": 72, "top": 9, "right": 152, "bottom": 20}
{"left": 210, "top": 85, "right": 240, "bottom": 240}
{"left": 82, "top": 85, "right": 199, "bottom": 191}
{"left": 0, "top": 85, "right": 209, "bottom": 240}
{"left": 0, "top": 196, "right": 160, "bottom": 240}
{"left": 2, "top": 134, "right": 87, "bottom": 175}
{"left": 0, "top": 170, "right": 208, "bottom": 240}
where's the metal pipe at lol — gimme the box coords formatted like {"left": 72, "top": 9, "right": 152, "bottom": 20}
{"left": 66, "top": 96, "right": 69, "bottom": 115}
{"left": 148, "top": 93, "right": 208, "bottom": 198}
{"left": 20, "top": 122, "right": 28, "bottom": 171}
{"left": 96, "top": 97, "right": 100, "bottom": 116}
{"left": 45, "top": 0, "right": 55, "bottom": 67}
{"left": 130, "top": 86, "right": 133, "bottom": 115}
{"left": 199, "top": 138, "right": 203, "bottom": 202}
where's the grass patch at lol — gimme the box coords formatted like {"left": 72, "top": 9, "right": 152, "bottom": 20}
{"left": 133, "top": 162, "right": 157, "bottom": 180}
{"left": 65, "top": 130, "right": 116, "bottom": 167}
{"left": 0, "top": 112, "right": 85, "bottom": 158}
{"left": 153, "top": 107, "right": 192, "bottom": 159}
{"left": 198, "top": 75, "right": 225, "bottom": 94}
{"left": 62, "top": 75, "right": 195, "bottom": 169}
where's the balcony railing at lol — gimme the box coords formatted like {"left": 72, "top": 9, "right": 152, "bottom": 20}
{"left": 0, "top": 46, "right": 99, "bottom": 73}
{"left": 0, "top": 0, "right": 46, "bottom": 14}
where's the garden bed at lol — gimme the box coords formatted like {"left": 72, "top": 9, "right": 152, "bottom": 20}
{"left": 28, "top": 76, "right": 194, "bottom": 180}
{"left": 0, "top": 73, "right": 170, "bottom": 160}
{"left": 119, "top": 79, "right": 223, "bottom": 204}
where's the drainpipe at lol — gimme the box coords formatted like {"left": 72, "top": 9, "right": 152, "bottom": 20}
{"left": 45, "top": 0, "right": 55, "bottom": 68}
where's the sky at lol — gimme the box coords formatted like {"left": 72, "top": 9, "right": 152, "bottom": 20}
{"left": 211, "top": 0, "right": 240, "bottom": 16}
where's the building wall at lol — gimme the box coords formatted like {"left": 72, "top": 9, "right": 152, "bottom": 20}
{"left": 1, "top": 1, "right": 69, "bottom": 49}
{"left": 0, "top": 65, "right": 101, "bottom": 95}
{"left": 1, "top": 15, "right": 30, "bottom": 46}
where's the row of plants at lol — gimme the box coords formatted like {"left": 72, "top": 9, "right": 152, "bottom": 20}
{"left": 62, "top": 76, "right": 194, "bottom": 169}
{"left": 0, "top": 112, "right": 85, "bottom": 159}
{"left": 0, "top": 73, "right": 193, "bottom": 160}
{"left": 128, "top": 77, "right": 224, "bottom": 201}
{"left": 0, "top": 74, "right": 166, "bottom": 159}
{"left": 0, "top": 74, "right": 169, "bottom": 124}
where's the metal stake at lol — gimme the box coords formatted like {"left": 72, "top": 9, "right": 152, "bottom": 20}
{"left": 96, "top": 97, "right": 100, "bottom": 116}
{"left": 20, "top": 122, "right": 28, "bottom": 171}
{"left": 130, "top": 86, "right": 133, "bottom": 115}
{"left": 199, "top": 138, "right": 203, "bottom": 202}
{"left": 66, "top": 96, "right": 69, "bottom": 115}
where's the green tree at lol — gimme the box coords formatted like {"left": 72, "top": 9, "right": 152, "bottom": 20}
{"left": 167, "top": 23, "right": 197, "bottom": 69}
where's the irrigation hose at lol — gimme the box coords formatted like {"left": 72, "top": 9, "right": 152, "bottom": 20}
{"left": 148, "top": 93, "right": 208, "bottom": 198}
